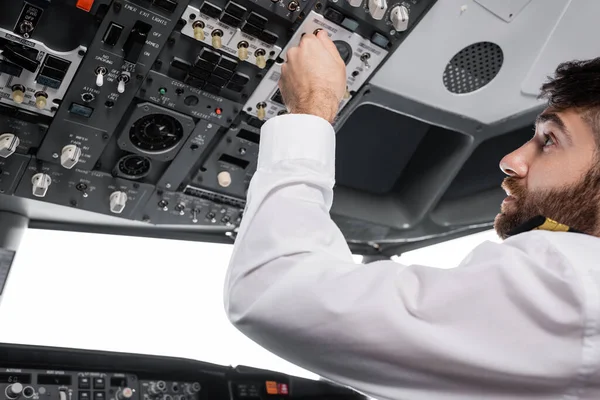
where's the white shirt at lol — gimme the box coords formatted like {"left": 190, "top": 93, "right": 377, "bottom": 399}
{"left": 223, "top": 114, "right": 600, "bottom": 400}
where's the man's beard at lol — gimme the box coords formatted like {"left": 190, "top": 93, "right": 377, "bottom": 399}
{"left": 494, "top": 166, "right": 600, "bottom": 240}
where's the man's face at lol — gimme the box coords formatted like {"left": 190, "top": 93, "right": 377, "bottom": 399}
{"left": 494, "top": 108, "right": 600, "bottom": 239}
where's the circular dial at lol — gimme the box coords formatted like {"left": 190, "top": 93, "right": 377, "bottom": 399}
{"left": 117, "top": 154, "right": 151, "bottom": 179}
{"left": 130, "top": 114, "right": 184, "bottom": 153}
{"left": 333, "top": 40, "right": 352, "bottom": 65}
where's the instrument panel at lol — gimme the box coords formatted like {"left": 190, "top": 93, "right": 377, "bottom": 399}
{"left": 0, "top": 0, "right": 436, "bottom": 233}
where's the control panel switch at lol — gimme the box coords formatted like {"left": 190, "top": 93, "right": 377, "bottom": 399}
{"left": 117, "top": 388, "right": 133, "bottom": 400}
{"left": 390, "top": 5, "right": 409, "bottom": 32}
{"left": 32, "top": 173, "right": 52, "bottom": 198}
{"left": 35, "top": 93, "right": 48, "bottom": 109}
{"left": 117, "top": 72, "right": 131, "bottom": 94}
{"left": 211, "top": 30, "right": 223, "bottom": 49}
{"left": 61, "top": 144, "right": 82, "bottom": 169}
{"left": 0, "top": 133, "right": 20, "bottom": 158}
{"left": 255, "top": 51, "right": 266, "bottom": 69}
{"left": 12, "top": 87, "right": 25, "bottom": 104}
{"left": 6, "top": 383, "right": 24, "bottom": 400}
{"left": 368, "top": 0, "right": 387, "bottom": 20}
{"left": 347, "top": 0, "right": 362, "bottom": 7}
{"left": 95, "top": 66, "right": 107, "bottom": 87}
{"left": 237, "top": 42, "right": 249, "bottom": 61}
{"left": 256, "top": 102, "right": 267, "bottom": 120}
{"left": 217, "top": 171, "right": 232, "bottom": 187}
{"left": 110, "top": 191, "right": 128, "bottom": 214}
{"left": 192, "top": 21, "right": 205, "bottom": 41}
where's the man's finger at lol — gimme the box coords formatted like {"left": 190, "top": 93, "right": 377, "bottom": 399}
{"left": 316, "top": 30, "right": 342, "bottom": 62}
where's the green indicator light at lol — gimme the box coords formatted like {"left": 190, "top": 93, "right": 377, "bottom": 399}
{"left": 159, "top": 87, "right": 167, "bottom": 95}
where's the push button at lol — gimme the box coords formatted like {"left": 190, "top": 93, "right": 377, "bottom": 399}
{"left": 94, "top": 393, "right": 105, "bottom": 400}
{"left": 79, "top": 392, "right": 91, "bottom": 400}
{"left": 93, "top": 378, "right": 105, "bottom": 390}
{"left": 79, "top": 377, "right": 91, "bottom": 390}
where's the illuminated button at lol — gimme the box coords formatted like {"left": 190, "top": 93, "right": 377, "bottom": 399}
{"left": 215, "top": 107, "right": 222, "bottom": 115}
{"left": 265, "top": 382, "right": 277, "bottom": 395}
{"left": 79, "top": 393, "right": 90, "bottom": 400}
{"left": 76, "top": 0, "right": 95, "bottom": 12}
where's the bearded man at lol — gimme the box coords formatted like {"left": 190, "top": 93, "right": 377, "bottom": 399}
{"left": 224, "top": 31, "right": 600, "bottom": 399}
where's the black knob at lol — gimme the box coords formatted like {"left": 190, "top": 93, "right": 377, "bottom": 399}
{"left": 333, "top": 41, "right": 352, "bottom": 65}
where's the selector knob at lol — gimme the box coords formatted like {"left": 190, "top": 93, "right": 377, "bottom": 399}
{"left": 390, "top": 5, "right": 409, "bottom": 32}
{"left": 118, "top": 388, "right": 134, "bottom": 400}
{"left": 368, "top": 0, "right": 387, "bottom": 20}
{"left": 31, "top": 173, "right": 52, "bottom": 198}
{"left": 61, "top": 144, "right": 82, "bottom": 169}
{"left": 6, "top": 383, "right": 24, "bottom": 399}
{"left": 217, "top": 171, "right": 232, "bottom": 188}
{"left": 109, "top": 191, "right": 128, "bottom": 214}
{"left": 347, "top": 0, "right": 362, "bottom": 7}
{"left": 0, "top": 133, "right": 20, "bottom": 158}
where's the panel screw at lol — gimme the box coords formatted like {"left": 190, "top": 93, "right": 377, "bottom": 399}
{"left": 78, "top": 49, "right": 86, "bottom": 57}
{"left": 143, "top": 215, "right": 151, "bottom": 222}
{"left": 133, "top": 183, "right": 139, "bottom": 189}
{"left": 137, "top": 74, "right": 144, "bottom": 81}
{"left": 114, "top": 1, "right": 122, "bottom": 12}
{"left": 70, "top": 200, "right": 78, "bottom": 207}
{"left": 52, "top": 153, "right": 59, "bottom": 159}
{"left": 166, "top": 183, "right": 171, "bottom": 189}
{"left": 102, "top": 133, "right": 109, "bottom": 140}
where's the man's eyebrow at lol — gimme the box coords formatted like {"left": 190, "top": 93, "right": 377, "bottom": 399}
{"left": 535, "top": 112, "right": 573, "bottom": 144}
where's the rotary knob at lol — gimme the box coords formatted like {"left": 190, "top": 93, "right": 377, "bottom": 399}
{"left": 61, "top": 144, "right": 82, "bottom": 169}
{"left": 217, "top": 171, "right": 232, "bottom": 187}
{"left": 368, "top": 0, "right": 387, "bottom": 20}
{"left": 118, "top": 388, "right": 134, "bottom": 400}
{"left": 32, "top": 173, "right": 52, "bottom": 198}
{"left": 0, "top": 133, "right": 20, "bottom": 158}
{"left": 6, "top": 383, "right": 24, "bottom": 400}
{"left": 390, "top": 5, "right": 409, "bottom": 32}
{"left": 109, "top": 191, "right": 128, "bottom": 214}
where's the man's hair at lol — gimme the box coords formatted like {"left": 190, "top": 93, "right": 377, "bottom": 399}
{"left": 539, "top": 58, "right": 600, "bottom": 139}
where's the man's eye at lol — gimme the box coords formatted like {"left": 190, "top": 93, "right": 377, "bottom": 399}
{"left": 543, "top": 134, "right": 555, "bottom": 147}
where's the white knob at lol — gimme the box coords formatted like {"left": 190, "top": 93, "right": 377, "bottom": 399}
{"left": 0, "top": 133, "right": 20, "bottom": 158}
{"left": 7, "top": 383, "right": 24, "bottom": 399}
{"left": 390, "top": 5, "right": 409, "bottom": 31}
{"left": 217, "top": 171, "right": 232, "bottom": 187}
{"left": 96, "top": 73, "right": 104, "bottom": 87}
{"left": 118, "top": 79, "right": 126, "bottom": 94}
{"left": 368, "top": 0, "right": 387, "bottom": 20}
{"left": 118, "top": 388, "right": 133, "bottom": 400}
{"left": 347, "top": 0, "right": 362, "bottom": 7}
{"left": 61, "top": 144, "right": 82, "bottom": 169}
{"left": 110, "top": 191, "right": 128, "bottom": 214}
{"left": 32, "top": 173, "right": 52, "bottom": 198}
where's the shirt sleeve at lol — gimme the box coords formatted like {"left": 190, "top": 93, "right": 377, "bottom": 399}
{"left": 223, "top": 114, "right": 585, "bottom": 400}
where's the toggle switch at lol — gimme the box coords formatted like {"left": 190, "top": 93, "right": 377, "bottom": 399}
{"left": 117, "top": 72, "right": 130, "bottom": 94}
{"left": 256, "top": 102, "right": 267, "bottom": 120}
{"left": 192, "top": 21, "right": 205, "bottom": 41}
{"left": 32, "top": 173, "right": 52, "bottom": 198}
{"left": 11, "top": 85, "right": 25, "bottom": 104}
{"left": 0, "top": 133, "right": 20, "bottom": 158}
{"left": 61, "top": 144, "right": 82, "bottom": 169}
{"left": 237, "top": 41, "right": 249, "bottom": 61}
{"left": 35, "top": 92, "right": 48, "bottom": 110}
{"left": 211, "top": 30, "right": 223, "bottom": 49}
{"left": 95, "top": 66, "right": 107, "bottom": 87}
{"left": 255, "top": 49, "right": 266, "bottom": 69}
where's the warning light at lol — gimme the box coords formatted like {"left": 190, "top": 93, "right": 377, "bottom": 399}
{"left": 215, "top": 107, "right": 223, "bottom": 115}
{"left": 76, "top": 0, "right": 95, "bottom": 11}
{"left": 265, "top": 381, "right": 277, "bottom": 395}
{"left": 265, "top": 381, "right": 288, "bottom": 395}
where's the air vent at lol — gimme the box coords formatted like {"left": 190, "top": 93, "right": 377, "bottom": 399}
{"left": 443, "top": 42, "right": 503, "bottom": 94}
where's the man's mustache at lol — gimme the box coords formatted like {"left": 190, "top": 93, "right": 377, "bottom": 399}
{"left": 501, "top": 177, "right": 527, "bottom": 200}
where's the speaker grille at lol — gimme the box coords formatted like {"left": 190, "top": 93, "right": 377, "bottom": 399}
{"left": 443, "top": 42, "right": 503, "bottom": 94}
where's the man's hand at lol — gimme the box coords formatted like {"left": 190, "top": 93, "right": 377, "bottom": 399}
{"left": 279, "top": 30, "right": 347, "bottom": 123}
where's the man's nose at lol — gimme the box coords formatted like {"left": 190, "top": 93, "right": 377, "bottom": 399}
{"left": 499, "top": 142, "right": 535, "bottom": 178}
